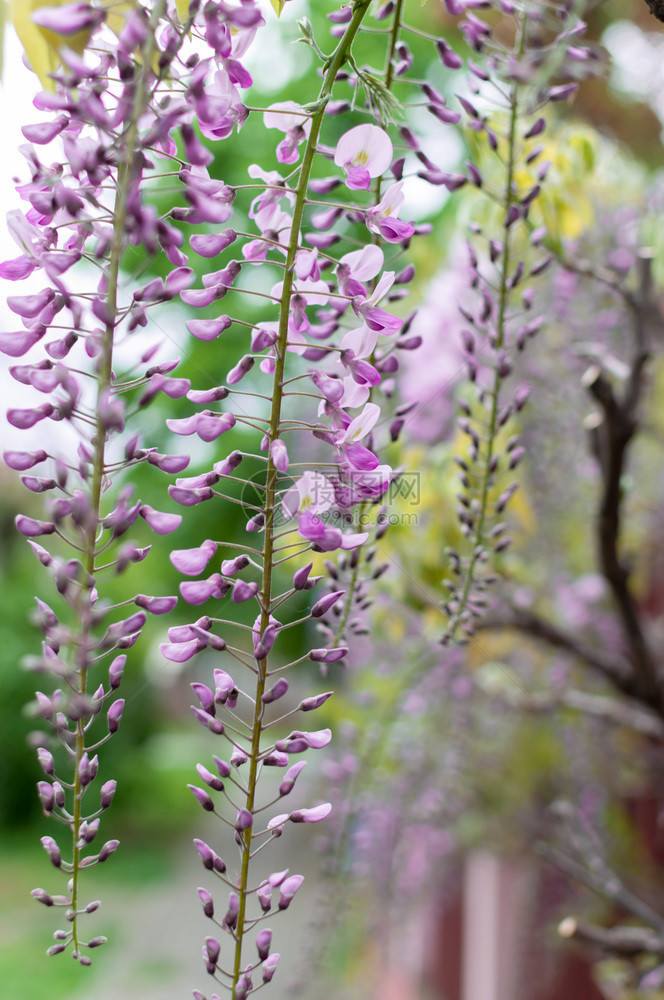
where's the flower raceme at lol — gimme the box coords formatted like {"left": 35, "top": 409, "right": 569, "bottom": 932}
{"left": 1, "top": 0, "right": 483, "bottom": 994}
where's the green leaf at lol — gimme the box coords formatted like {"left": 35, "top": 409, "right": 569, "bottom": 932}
{"left": 269, "top": 0, "right": 285, "bottom": 16}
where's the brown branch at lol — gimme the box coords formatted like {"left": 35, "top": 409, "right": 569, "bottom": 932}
{"left": 477, "top": 607, "right": 632, "bottom": 686}
{"left": 586, "top": 252, "right": 661, "bottom": 713}
{"left": 558, "top": 916, "right": 664, "bottom": 958}
{"left": 644, "top": 0, "right": 664, "bottom": 23}
{"left": 477, "top": 680, "right": 664, "bottom": 739}
{"left": 535, "top": 841, "right": 664, "bottom": 933}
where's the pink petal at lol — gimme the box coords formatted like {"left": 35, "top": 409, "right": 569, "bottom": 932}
{"left": 170, "top": 540, "right": 218, "bottom": 575}
{"left": 186, "top": 317, "right": 232, "bottom": 341}
{"left": 159, "top": 639, "right": 203, "bottom": 663}
{"left": 289, "top": 802, "right": 332, "bottom": 823}
{"left": 139, "top": 505, "right": 182, "bottom": 534}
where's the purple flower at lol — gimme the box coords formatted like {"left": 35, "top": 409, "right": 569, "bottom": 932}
{"left": 334, "top": 124, "right": 393, "bottom": 190}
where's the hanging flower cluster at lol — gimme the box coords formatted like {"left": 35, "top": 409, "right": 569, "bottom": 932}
{"left": 0, "top": 0, "right": 263, "bottom": 966}
{"left": 429, "top": 0, "right": 601, "bottom": 644}
{"left": 0, "top": 0, "right": 600, "bottom": 994}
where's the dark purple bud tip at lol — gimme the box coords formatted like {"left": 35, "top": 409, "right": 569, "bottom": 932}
{"left": 196, "top": 763, "right": 224, "bottom": 792}
{"left": 261, "top": 678, "right": 288, "bottom": 704}
{"left": 188, "top": 785, "right": 215, "bottom": 812}
{"left": 256, "top": 928, "right": 273, "bottom": 961}
{"left": 100, "top": 780, "right": 117, "bottom": 809}
{"left": 198, "top": 887, "right": 214, "bottom": 919}
{"left": 309, "top": 647, "right": 348, "bottom": 663}
{"left": 98, "top": 840, "right": 119, "bottom": 863}
{"left": 235, "top": 809, "right": 253, "bottom": 832}
{"left": 32, "top": 888, "right": 54, "bottom": 906}
{"left": 205, "top": 936, "right": 221, "bottom": 965}
{"left": 262, "top": 953, "right": 280, "bottom": 983}
{"left": 311, "top": 590, "right": 345, "bottom": 618}
{"left": 293, "top": 562, "right": 313, "bottom": 589}
{"left": 41, "top": 836, "right": 62, "bottom": 868}
{"left": 107, "top": 699, "right": 124, "bottom": 734}
{"left": 194, "top": 838, "right": 216, "bottom": 871}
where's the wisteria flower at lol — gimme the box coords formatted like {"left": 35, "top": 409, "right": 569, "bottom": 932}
{"left": 282, "top": 472, "right": 367, "bottom": 552}
{"left": 365, "top": 181, "right": 415, "bottom": 242}
{"left": 334, "top": 124, "right": 393, "bottom": 190}
{"left": 264, "top": 102, "right": 312, "bottom": 164}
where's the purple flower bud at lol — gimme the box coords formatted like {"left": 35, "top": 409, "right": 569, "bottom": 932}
{"left": 191, "top": 707, "right": 225, "bottom": 735}
{"left": 15, "top": 515, "right": 56, "bottom": 537}
{"left": 548, "top": 83, "right": 577, "bottom": 102}
{"left": 256, "top": 928, "right": 272, "bottom": 961}
{"left": 107, "top": 699, "right": 124, "bottom": 734}
{"left": 41, "top": 836, "right": 62, "bottom": 867}
{"left": 232, "top": 579, "right": 259, "bottom": 603}
{"left": 213, "top": 756, "right": 231, "bottom": 779}
{"left": 309, "top": 646, "right": 348, "bottom": 663}
{"left": 134, "top": 594, "right": 178, "bottom": 615}
{"left": 205, "top": 936, "right": 221, "bottom": 964}
{"left": 37, "top": 780, "right": 55, "bottom": 813}
{"left": 37, "top": 747, "right": 55, "bottom": 775}
{"left": 108, "top": 655, "right": 126, "bottom": 690}
{"left": 188, "top": 785, "right": 215, "bottom": 812}
{"left": 257, "top": 881, "right": 272, "bottom": 912}
{"left": 311, "top": 590, "right": 345, "bottom": 618}
{"left": 198, "top": 887, "right": 214, "bottom": 919}
{"left": 4, "top": 449, "right": 48, "bottom": 470}
{"left": 279, "top": 761, "right": 306, "bottom": 797}
{"left": 253, "top": 624, "right": 277, "bottom": 660}
{"left": 289, "top": 802, "right": 332, "bottom": 823}
{"left": 278, "top": 874, "right": 304, "bottom": 910}
{"left": 191, "top": 683, "right": 216, "bottom": 714}
{"left": 194, "top": 838, "right": 225, "bottom": 874}
{"left": 196, "top": 763, "right": 224, "bottom": 792}
{"left": 227, "top": 354, "right": 255, "bottom": 385}
{"left": 270, "top": 438, "right": 289, "bottom": 473}
{"left": 180, "top": 576, "right": 227, "bottom": 605}
{"left": 299, "top": 690, "right": 334, "bottom": 712}
{"left": 100, "top": 780, "right": 116, "bottom": 810}
{"left": 261, "top": 678, "right": 288, "bottom": 704}
{"left": 246, "top": 512, "right": 265, "bottom": 532}
{"left": 293, "top": 562, "right": 314, "bottom": 590}
{"left": 262, "top": 952, "right": 280, "bottom": 983}
{"left": 32, "top": 888, "right": 54, "bottom": 906}
{"left": 235, "top": 809, "right": 253, "bottom": 832}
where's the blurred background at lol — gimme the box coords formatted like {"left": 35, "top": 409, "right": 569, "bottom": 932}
{"left": 3, "top": 1, "right": 664, "bottom": 998}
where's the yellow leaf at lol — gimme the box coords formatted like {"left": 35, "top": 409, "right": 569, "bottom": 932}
{"left": 0, "top": 1, "right": 6, "bottom": 79}
{"left": 175, "top": 0, "right": 192, "bottom": 21}
{"left": 10, "top": 0, "right": 93, "bottom": 90}
{"left": 269, "top": 0, "right": 285, "bottom": 16}
{"left": 101, "top": 0, "right": 137, "bottom": 40}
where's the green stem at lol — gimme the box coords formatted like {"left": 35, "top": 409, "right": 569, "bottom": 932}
{"left": 69, "top": 2, "right": 166, "bottom": 956}
{"left": 230, "top": 3, "right": 372, "bottom": 993}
